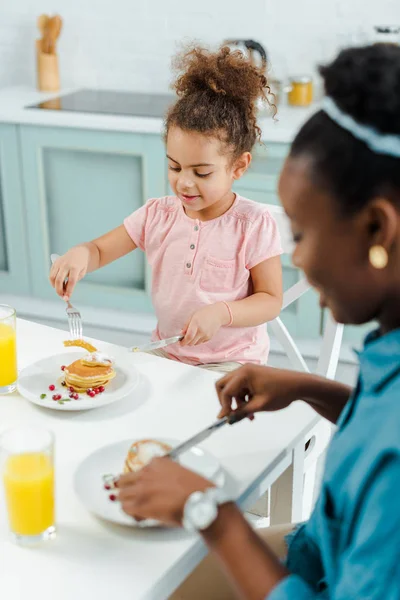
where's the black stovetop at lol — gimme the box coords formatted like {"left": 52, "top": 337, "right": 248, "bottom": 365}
{"left": 28, "top": 89, "right": 175, "bottom": 118}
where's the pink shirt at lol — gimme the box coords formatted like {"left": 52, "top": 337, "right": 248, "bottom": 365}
{"left": 124, "top": 195, "right": 282, "bottom": 365}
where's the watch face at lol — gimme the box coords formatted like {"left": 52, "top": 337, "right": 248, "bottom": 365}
{"left": 192, "top": 499, "right": 218, "bottom": 530}
{"left": 184, "top": 491, "right": 218, "bottom": 531}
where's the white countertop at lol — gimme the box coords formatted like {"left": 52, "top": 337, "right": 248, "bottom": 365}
{"left": 0, "top": 319, "right": 321, "bottom": 600}
{"left": 0, "top": 86, "right": 317, "bottom": 143}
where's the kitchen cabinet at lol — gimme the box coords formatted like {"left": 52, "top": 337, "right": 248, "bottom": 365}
{"left": 0, "top": 114, "right": 365, "bottom": 346}
{"left": 16, "top": 125, "right": 322, "bottom": 338}
{"left": 0, "top": 124, "right": 30, "bottom": 295}
{"left": 19, "top": 125, "right": 166, "bottom": 313}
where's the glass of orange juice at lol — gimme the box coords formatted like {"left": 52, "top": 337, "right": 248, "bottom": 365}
{"left": 1, "top": 427, "right": 55, "bottom": 546}
{"left": 0, "top": 305, "right": 17, "bottom": 394}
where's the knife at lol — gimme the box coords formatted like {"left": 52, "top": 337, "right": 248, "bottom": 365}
{"left": 130, "top": 335, "right": 183, "bottom": 353}
{"left": 167, "top": 414, "right": 242, "bottom": 460}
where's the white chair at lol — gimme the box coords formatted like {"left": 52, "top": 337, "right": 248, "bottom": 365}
{"left": 267, "top": 204, "right": 343, "bottom": 522}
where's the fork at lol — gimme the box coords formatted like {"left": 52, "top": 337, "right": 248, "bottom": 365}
{"left": 51, "top": 253, "right": 83, "bottom": 340}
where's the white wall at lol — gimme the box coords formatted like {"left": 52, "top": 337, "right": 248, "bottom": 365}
{"left": 0, "top": 0, "right": 399, "bottom": 92}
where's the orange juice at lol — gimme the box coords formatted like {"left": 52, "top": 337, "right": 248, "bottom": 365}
{"left": 3, "top": 453, "right": 54, "bottom": 536}
{"left": 0, "top": 323, "right": 17, "bottom": 387}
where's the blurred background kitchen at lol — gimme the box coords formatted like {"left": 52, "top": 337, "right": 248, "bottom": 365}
{"left": 0, "top": 0, "right": 399, "bottom": 384}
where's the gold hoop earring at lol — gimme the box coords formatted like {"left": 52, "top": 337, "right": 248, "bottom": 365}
{"left": 369, "top": 245, "right": 388, "bottom": 269}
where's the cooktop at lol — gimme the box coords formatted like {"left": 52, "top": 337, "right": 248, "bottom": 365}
{"left": 27, "top": 89, "right": 175, "bottom": 118}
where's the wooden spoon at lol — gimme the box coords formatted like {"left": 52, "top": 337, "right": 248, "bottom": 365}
{"left": 45, "top": 15, "right": 63, "bottom": 54}
{"left": 37, "top": 14, "right": 49, "bottom": 52}
{"left": 52, "top": 15, "right": 63, "bottom": 50}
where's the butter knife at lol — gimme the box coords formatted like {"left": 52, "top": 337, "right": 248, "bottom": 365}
{"left": 167, "top": 415, "right": 241, "bottom": 460}
{"left": 130, "top": 335, "right": 183, "bottom": 353}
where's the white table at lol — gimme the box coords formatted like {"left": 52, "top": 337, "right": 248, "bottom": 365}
{"left": 0, "top": 320, "right": 320, "bottom": 600}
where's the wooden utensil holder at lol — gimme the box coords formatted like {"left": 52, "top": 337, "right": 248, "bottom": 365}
{"left": 36, "top": 40, "right": 60, "bottom": 92}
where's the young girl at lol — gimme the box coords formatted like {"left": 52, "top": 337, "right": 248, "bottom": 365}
{"left": 116, "top": 44, "right": 400, "bottom": 599}
{"left": 50, "top": 46, "right": 283, "bottom": 371}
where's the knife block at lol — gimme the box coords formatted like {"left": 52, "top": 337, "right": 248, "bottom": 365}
{"left": 36, "top": 40, "right": 60, "bottom": 92}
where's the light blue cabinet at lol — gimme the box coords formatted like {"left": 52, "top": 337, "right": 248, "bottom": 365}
{"left": 1, "top": 121, "right": 367, "bottom": 347}
{"left": 19, "top": 126, "right": 167, "bottom": 312}
{"left": 0, "top": 124, "right": 30, "bottom": 295}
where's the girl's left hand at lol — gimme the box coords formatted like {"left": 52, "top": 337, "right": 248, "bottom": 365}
{"left": 181, "top": 303, "right": 230, "bottom": 346}
{"left": 116, "top": 458, "right": 213, "bottom": 526}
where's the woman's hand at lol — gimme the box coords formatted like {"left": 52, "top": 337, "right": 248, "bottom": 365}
{"left": 216, "top": 364, "right": 306, "bottom": 419}
{"left": 49, "top": 246, "right": 91, "bottom": 300}
{"left": 181, "top": 303, "right": 230, "bottom": 346}
{"left": 117, "top": 458, "right": 213, "bottom": 526}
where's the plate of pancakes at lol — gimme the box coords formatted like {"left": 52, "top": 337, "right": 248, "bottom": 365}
{"left": 74, "top": 438, "right": 226, "bottom": 527}
{"left": 17, "top": 349, "right": 139, "bottom": 411}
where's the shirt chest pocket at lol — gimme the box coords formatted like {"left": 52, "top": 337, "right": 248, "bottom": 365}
{"left": 199, "top": 256, "right": 248, "bottom": 293}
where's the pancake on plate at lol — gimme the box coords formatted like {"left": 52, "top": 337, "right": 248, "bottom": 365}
{"left": 123, "top": 439, "right": 172, "bottom": 473}
{"left": 64, "top": 351, "right": 116, "bottom": 393}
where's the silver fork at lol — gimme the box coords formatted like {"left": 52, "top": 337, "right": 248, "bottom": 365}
{"left": 51, "top": 253, "right": 83, "bottom": 340}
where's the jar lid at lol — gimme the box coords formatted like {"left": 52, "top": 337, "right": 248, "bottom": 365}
{"left": 290, "top": 75, "right": 312, "bottom": 84}
{"left": 374, "top": 25, "right": 400, "bottom": 34}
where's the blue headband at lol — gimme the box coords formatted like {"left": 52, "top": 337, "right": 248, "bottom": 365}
{"left": 321, "top": 96, "right": 400, "bottom": 158}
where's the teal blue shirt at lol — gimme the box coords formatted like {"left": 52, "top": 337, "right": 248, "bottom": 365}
{"left": 270, "top": 328, "right": 400, "bottom": 599}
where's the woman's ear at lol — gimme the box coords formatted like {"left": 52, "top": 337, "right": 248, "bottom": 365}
{"left": 365, "top": 197, "right": 398, "bottom": 250}
{"left": 232, "top": 152, "right": 252, "bottom": 180}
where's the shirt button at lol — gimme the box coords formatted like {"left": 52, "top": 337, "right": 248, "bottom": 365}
{"left": 190, "top": 244, "right": 195, "bottom": 250}
{"left": 186, "top": 262, "right": 192, "bottom": 268}
{"left": 194, "top": 225, "right": 199, "bottom": 231}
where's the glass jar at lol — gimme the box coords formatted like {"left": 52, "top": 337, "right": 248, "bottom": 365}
{"left": 287, "top": 76, "right": 313, "bottom": 107}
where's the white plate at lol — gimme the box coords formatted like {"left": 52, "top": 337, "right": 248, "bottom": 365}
{"left": 74, "top": 438, "right": 225, "bottom": 527}
{"left": 17, "top": 352, "right": 139, "bottom": 411}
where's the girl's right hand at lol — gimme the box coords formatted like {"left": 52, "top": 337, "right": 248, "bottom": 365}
{"left": 216, "top": 364, "right": 305, "bottom": 420}
{"left": 49, "top": 246, "right": 91, "bottom": 300}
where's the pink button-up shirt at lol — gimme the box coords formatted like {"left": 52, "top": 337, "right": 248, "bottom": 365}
{"left": 124, "top": 195, "right": 282, "bottom": 365}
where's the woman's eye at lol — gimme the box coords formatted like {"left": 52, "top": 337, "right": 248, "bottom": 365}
{"left": 168, "top": 166, "right": 180, "bottom": 172}
{"left": 195, "top": 172, "right": 211, "bottom": 178}
{"left": 292, "top": 233, "right": 303, "bottom": 243}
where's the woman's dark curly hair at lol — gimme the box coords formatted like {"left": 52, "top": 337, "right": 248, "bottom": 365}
{"left": 165, "top": 45, "right": 272, "bottom": 160}
{"left": 290, "top": 44, "right": 400, "bottom": 215}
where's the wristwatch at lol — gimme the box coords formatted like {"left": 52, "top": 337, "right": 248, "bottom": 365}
{"left": 182, "top": 487, "right": 233, "bottom": 532}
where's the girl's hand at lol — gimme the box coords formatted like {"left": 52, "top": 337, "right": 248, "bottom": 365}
{"left": 181, "top": 303, "right": 230, "bottom": 346}
{"left": 216, "top": 364, "right": 305, "bottom": 419}
{"left": 49, "top": 246, "right": 91, "bottom": 300}
{"left": 117, "top": 458, "right": 213, "bottom": 526}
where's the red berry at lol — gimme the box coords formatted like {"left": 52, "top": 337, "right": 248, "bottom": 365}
{"left": 61, "top": 365, "right": 66, "bottom": 371}
{"left": 73, "top": 393, "right": 79, "bottom": 400}
{"left": 86, "top": 388, "right": 93, "bottom": 395}
{"left": 69, "top": 387, "right": 74, "bottom": 393}
{"left": 98, "top": 386, "right": 105, "bottom": 393}
{"left": 109, "top": 494, "right": 117, "bottom": 502}
{"left": 69, "top": 393, "right": 74, "bottom": 399}
{"left": 88, "top": 390, "right": 96, "bottom": 398}
{"left": 49, "top": 384, "right": 55, "bottom": 391}
{"left": 104, "top": 483, "right": 111, "bottom": 490}
{"left": 52, "top": 394, "right": 61, "bottom": 400}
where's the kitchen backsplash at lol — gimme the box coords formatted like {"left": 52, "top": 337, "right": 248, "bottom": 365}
{"left": 0, "top": 0, "right": 398, "bottom": 92}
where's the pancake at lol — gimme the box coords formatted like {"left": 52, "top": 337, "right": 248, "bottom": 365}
{"left": 123, "top": 439, "right": 172, "bottom": 473}
{"left": 64, "top": 356, "right": 116, "bottom": 393}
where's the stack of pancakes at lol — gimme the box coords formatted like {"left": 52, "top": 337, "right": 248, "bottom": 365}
{"left": 123, "top": 440, "right": 172, "bottom": 473}
{"left": 64, "top": 354, "right": 116, "bottom": 393}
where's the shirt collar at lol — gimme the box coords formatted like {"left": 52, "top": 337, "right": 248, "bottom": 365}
{"left": 355, "top": 327, "right": 400, "bottom": 394}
